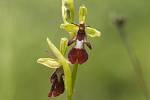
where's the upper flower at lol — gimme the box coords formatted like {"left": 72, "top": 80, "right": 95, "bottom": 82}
{"left": 60, "top": 5, "right": 101, "bottom": 64}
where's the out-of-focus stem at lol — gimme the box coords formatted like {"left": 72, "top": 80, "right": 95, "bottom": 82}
{"left": 114, "top": 17, "right": 149, "bottom": 100}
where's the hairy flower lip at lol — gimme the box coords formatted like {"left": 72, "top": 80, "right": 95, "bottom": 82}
{"left": 68, "top": 48, "right": 88, "bottom": 64}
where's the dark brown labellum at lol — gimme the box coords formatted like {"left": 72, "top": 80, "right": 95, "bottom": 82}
{"left": 68, "top": 48, "right": 88, "bottom": 64}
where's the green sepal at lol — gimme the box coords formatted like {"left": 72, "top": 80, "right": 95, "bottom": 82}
{"left": 37, "top": 58, "right": 60, "bottom": 68}
{"left": 62, "top": 0, "right": 74, "bottom": 23}
{"left": 60, "top": 37, "right": 68, "bottom": 55}
{"left": 79, "top": 5, "right": 87, "bottom": 24}
{"left": 86, "top": 27, "right": 101, "bottom": 37}
{"left": 60, "top": 23, "right": 78, "bottom": 36}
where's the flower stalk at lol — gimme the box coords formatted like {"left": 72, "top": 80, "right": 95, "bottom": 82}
{"left": 72, "top": 64, "right": 78, "bottom": 89}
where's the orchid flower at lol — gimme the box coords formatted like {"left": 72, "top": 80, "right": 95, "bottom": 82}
{"left": 60, "top": 5, "right": 101, "bottom": 64}
{"left": 37, "top": 38, "right": 72, "bottom": 98}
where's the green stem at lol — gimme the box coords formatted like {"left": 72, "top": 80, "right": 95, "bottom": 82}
{"left": 61, "top": 0, "right": 75, "bottom": 99}
{"left": 62, "top": 61, "right": 73, "bottom": 100}
{"left": 72, "top": 64, "right": 78, "bottom": 90}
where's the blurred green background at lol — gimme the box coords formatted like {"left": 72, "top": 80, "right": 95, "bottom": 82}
{"left": 0, "top": 0, "right": 150, "bottom": 100}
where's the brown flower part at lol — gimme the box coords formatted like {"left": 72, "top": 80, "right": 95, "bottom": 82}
{"left": 68, "top": 23, "right": 92, "bottom": 64}
{"left": 48, "top": 68, "right": 64, "bottom": 97}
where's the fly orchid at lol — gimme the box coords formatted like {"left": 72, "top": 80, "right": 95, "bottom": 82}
{"left": 37, "top": 38, "right": 72, "bottom": 97}
{"left": 60, "top": 6, "right": 101, "bottom": 64}
{"left": 37, "top": 1, "right": 101, "bottom": 100}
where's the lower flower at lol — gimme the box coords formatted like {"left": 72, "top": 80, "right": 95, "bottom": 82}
{"left": 48, "top": 68, "right": 65, "bottom": 97}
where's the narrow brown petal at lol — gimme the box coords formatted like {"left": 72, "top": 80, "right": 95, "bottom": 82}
{"left": 68, "top": 38, "right": 76, "bottom": 46}
{"left": 85, "top": 42, "right": 92, "bottom": 49}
